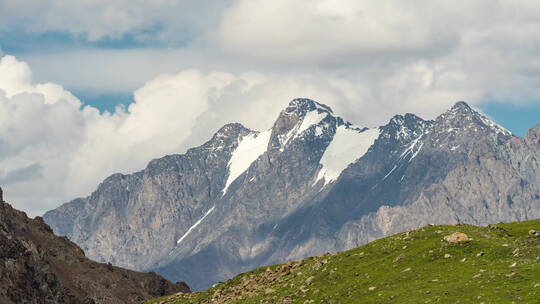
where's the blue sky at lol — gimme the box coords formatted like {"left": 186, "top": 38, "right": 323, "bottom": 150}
{"left": 481, "top": 103, "right": 540, "bottom": 137}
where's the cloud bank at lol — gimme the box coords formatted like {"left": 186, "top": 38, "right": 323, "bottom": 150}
{"left": 0, "top": 0, "right": 231, "bottom": 42}
{"left": 1, "top": 1, "right": 540, "bottom": 215}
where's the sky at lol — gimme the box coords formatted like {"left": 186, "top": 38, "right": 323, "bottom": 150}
{"left": 0, "top": 0, "right": 539, "bottom": 216}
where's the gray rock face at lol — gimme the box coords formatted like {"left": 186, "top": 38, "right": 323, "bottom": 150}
{"left": 44, "top": 99, "right": 540, "bottom": 290}
{"left": 45, "top": 123, "right": 253, "bottom": 271}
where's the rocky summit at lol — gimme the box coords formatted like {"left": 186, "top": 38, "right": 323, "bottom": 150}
{"left": 0, "top": 189, "right": 189, "bottom": 304}
{"left": 44, "top": 99, "right": 540, "bottom": 290}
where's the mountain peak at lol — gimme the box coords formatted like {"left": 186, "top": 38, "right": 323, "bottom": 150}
{"left": 285, "top": 98, "right": 334, "bottom": 116}
{"left": 190, "top": 123, "right": 254, "bottom": 154}
{"left": 389, "top": 113, "right": 426, "bottom": 126}
{"left": 213, "top": 123, "right": 251, "bottom": 139}
{"left": 384, "top": 113, "right": 431, "bottom": 144}
{"left": 451, "top": 101, "right": 472, "bottom": 111}
{"left": 444, "top": 101, "right": 478, "bottom": 118}
{"left": 438, "top": 101, "right": 477, "bottom": 123}
{"left": 268, "top": 99, "right": 339, "bottom": 152}
{"left": 434, "top": 101, "right": 512, "bottom": 139}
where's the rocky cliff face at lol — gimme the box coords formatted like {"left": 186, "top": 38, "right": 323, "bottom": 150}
{"left": 0, "top": 190, "right": 189, "bottom": 304}
{"left": 44, "top": 99, "right": 540, "bottom": 290}
{"left": 44, "top": 123, "right": 252, "bottom": 271}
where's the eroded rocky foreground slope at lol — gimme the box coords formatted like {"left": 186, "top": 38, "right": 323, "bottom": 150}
{"left": 44, "top": 99, "right": 540, "bottom": 290}
{"left": 0, "top": 190, "right": 189, "bottom": 304}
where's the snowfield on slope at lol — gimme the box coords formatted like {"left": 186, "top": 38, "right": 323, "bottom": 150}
{"left": 315, "top": 126, "right": 380, "bottom": 186}
{"left": 223, "top": 130, "right": 272, "bottom": 194}
{"left": 295, "top": 110, "right": 328, "bottom": 138}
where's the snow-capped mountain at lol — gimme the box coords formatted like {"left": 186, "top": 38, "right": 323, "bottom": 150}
{"left": 44, "top": 99, "right": 540, "bottom": 290}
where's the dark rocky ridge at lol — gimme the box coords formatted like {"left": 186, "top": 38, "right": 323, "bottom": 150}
{"left": 0, "top": 189, "right": 189, "bottom": 304}
{"left": 44, "top": 99, "right": 540, "bottom": 290}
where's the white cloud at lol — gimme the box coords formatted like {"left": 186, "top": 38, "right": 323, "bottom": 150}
{"left": 214, "top": 0, "right": 457, "bottom": 64}
{"left": 0, "top": 56, "right": 245, "bottom": 215}
{"left": 63, "top": 69, "right": 240, "bottom": 194}
{"left": 0, "top": 56, "right": 353, "bottom": 216}
{"left": 213, "top": 0, "right": 540, "bottom": 66}
{"left": 9, "top": 0, "right": 540, "bottom": 112}
{"left": 2, "top": 1, "right": 540, "bottom": 215}
{"left": 1, "top": 53, "right": 478, "bottom": 216}
{"left": 0, "top": 56, "right": 89, "bottom": 215}
{"left": 0, "top": 55, "right": 80, "bottom": 105}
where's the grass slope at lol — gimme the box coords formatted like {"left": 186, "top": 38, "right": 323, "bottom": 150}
{"left": 147, "top": 220, "right": 540, "bottom": 304}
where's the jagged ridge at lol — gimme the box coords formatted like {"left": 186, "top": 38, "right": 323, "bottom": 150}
{"left": 44, "top": 99, "right": 540, "bottom": 290}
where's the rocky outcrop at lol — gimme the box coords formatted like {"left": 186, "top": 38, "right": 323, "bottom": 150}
{"left": 0, "top": 190, "right": 189, "bottom": 304}
{"left": 44, "top": 99, "right": 540, "bottom": 290}
{"left": 526, "top": 125, "right": 540, "bottom": 148}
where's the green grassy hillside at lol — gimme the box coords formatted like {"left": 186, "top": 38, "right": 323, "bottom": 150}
{"left": 147, "top": 220, "right": 540, "bottom": 304}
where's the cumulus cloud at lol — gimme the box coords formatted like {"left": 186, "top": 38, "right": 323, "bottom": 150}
{"left": 2, "top": 1, "right": 540, "bottom": 215}
{"left": 210, "top": 0, "right": 540, "bottom": 108}
{"left": 0, "top": 56, "right": 354, "bottom": 215}
{"left": 1, "top": 53, "right": 478, "bottom": 216}
{"left": 0, "top": 56, "right": 236, "bottom": 215}
{"left": 12, "top": 0, "right": 540, "bottom": 111}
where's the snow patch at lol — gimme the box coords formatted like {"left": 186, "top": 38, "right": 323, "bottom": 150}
{"left": 478, "top": 114, "right": 512, "bottom": 136}
{"left": 382, "top": 163, "right": 400, "bottom": 180}
{"left": 314, "top": 125, "right": 324, "bottom": 136}
{"left": 410, "top": 141, "right": 424, "bottom": 160}
{"left": 279, "top": 125, "right": 298, "bottom": 151}
{"left": 382, "top": 134, "right": 425, "bottom": 181}
{"left": 397, "top": 126, "right": 410, "bottom": 139}
{"left": 296, "top": 111, "right": 327, "bottom": 137}
{"left": 223, "top": 130, "right": 271, "bottom": 194}
{"left": 399, "top": 137, "right": 422, "bottom": 159}
{"left": 176, "top": 206, "right": 215, "bottom": 245}
{"left": 315, "top": 127, "right": 380, "bottom": 187}
{"left": 279, "top": 110, "right": 328, "bottom": 150}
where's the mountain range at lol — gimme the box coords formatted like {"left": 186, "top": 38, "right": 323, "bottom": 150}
{"left": 44, "top": 99, "right": 540, "bottom": 290}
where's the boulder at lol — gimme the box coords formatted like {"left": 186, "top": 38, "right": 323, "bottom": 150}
{"left": 443, "top": 232, "right": 471, "bottom": 244}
